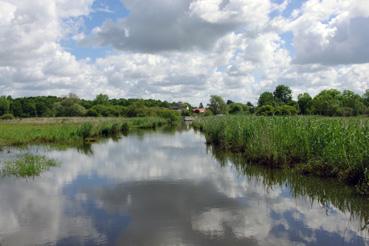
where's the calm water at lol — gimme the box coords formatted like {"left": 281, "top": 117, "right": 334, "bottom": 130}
{"left": 0, "top": 127, "right": 368, "bottom": 246}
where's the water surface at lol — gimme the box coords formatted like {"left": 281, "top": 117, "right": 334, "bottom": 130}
{"left": 0, "top": 128, "right": 368, "bottom": 245}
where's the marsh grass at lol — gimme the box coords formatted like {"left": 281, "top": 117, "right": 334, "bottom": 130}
{"left": 1, "top": 154, "right": 58, "bottom": 177}
{"left": 194, "top": 116, "right": 369, "bottom": 193}
{"left": 0, "top": 117, "right": 172, "bottom": 147}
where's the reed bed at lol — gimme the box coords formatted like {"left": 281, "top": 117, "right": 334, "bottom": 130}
{"left": 193, "top": 116, "right": 369, "bottom": 193}
{"left": 0, "top": 117, "right": 171, "bottom": 147}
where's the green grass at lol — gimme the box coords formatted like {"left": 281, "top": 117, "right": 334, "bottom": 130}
{"left": 1, "top": 154, "right": 59, "bottom": 177}
{"left": 0, "top": 117, "right": 172, "bottom": 147}
{"left": 193, "top": 115, "right": 369, "bottom": 193}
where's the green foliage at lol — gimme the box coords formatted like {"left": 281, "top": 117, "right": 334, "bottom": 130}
{"left": 363, "top": 89, "right": 369, "bottom": 107}
{"left": 256, "top": 105, "right": 275, "bottom": 116}
{"left": 1, "top": 154, "right": 58, "bottom": 177}
{"left": 258, "top": 92, "right": 275, "bottom": 106}
{"left": 193, "top": 116, "right": 369, "bottom": 192}
{"left": 0, "top": 113, "right": 15, "bottom": 120}
{"left": 77, "top": 123, "right": 93, "bottom": 139}
{"left": 0, "top": 117, "right": 174, "bottom": 147}
{"left": 228, "top": 103, "right": 244, "bottom": 114}
{"left": 298, "top": 93, "right": 313, "bottom": 115}
{"left": 275, "top": 105, "right": 298, "bottom": 116}
{"left": 0, "top": 96, "right": 10, "bottom": 115}
{"left": 94, "top": 94, "right": 109, "bottom": 105}
{"left": 274, "top": 85, "right": 292, "bottom": 104}
{"left": 312, "top": 89, "right": 342, "bottom": 116}
{"left": 208, "top": 95, "right": 227, "bottom": 115}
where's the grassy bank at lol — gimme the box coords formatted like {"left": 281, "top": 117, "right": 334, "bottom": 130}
{"left": 0, "top": 117, "right": 174, "bottom": 147}
{"left": 193, "top": 116, "right": 369, "bottom": 194}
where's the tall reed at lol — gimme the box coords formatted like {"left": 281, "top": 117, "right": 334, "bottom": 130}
{"left": 193, "top": 116, "right": 369, "bottom": 193}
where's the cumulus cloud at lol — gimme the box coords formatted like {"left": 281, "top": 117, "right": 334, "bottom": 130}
{"left": 287, "top": 0, "right": 369, "bottom": 65}
{"left": 0, "top": 0, "right": 368, "bottom": 103}
{"left": 83, "top": 0, "right": 272, "bottom": 53}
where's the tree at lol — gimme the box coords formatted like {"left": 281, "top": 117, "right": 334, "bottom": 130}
{"left": 0, "top": 96, "right": 10, "bottom": 115}
{"left": 199, "top": 102, "right": 204, "bottom": 109}
{"left": 258, "top": 92, "right": 275, "bottom": 106}
{"left": 10, "top": 100, "right": 23, "bottom": 117}
{"left": 312, "top": 89, "right": 342, "bottom": 116}
{"left": 341, "top": 90, "right": 365, "bottom": 116}
{"left": 362, "top": 89, "right": 369, "bottom": 107}
{"left": 273, "top": 85, "right": 292, "bottom": 104}
{"left": 208, "top": 95, "right": 227, "bottom": 115}
{"left": 228, "top": 103, "right": 243, "bottom": 114}
{"left": 226, "top": 100, "right": 234, "bottom": 105}
{"left": 298, "top": 93, "right": 313, "bottom": 115}
{"left": 94, "top": 94, "right": 109, "bottom": 105}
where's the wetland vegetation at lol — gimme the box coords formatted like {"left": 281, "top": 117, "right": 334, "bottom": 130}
{"left": 194, "top": 115, "right": 369, "bottom": 194}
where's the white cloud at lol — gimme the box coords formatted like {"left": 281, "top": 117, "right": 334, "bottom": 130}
{"left": 0, "top": 0, "right": 368, "bottom": 103}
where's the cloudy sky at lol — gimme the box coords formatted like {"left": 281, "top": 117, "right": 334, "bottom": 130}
{"left": 0, "top": 0, "right": 368, "bottom": 104}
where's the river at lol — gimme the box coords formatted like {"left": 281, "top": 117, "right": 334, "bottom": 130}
{"left": 0, "top": 127, "right": 368, "bottom": 245}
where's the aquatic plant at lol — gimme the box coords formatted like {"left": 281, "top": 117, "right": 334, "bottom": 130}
{"left": 1, "top": 154, "right": 58, "bottom": 177}
{"left": 193, "top": 115, "right": 369, "bottom": 193}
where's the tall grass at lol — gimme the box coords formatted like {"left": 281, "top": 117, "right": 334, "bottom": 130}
{"left": 0, "top": 117, "right": 172, "bottom": 147}
{"left": 193, "top": 116, "right": 369, "bottom": 193}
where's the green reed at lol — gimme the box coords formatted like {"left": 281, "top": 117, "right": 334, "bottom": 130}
{"left": 193, "top": 116, "right": 369, "bottom": 193}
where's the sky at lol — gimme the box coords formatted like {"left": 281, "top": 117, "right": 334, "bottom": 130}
{"left": 0, "top": 0, "right": 368, "bottom": 104}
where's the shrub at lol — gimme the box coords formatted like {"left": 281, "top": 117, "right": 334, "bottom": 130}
{"left": 0, "top": 113, "right": 15, "bottom": 120}
{"left": 256, "top": 105, "right": 275, "bottom": 116}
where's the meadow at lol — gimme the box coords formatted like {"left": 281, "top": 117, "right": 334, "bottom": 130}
{"left": 0, "top": 117, "right": 173, "bottom": 147}
{"left": 193, "top": 115, "right": 369, "bottom": 193}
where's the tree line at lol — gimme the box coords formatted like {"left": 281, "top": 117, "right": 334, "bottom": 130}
{"left": 1, "top": 86, "right": 368, "bottom": 119}
{"left": 0, "top": 93, "right": 184, "bottom": 119}
{"left": 206, "top": 85, "right": 369, "bottom": 116}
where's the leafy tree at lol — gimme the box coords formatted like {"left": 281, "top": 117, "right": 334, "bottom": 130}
{"left": 10, "top": 100, "right": 23, "bottom": 117}
{"left": 363, "top": 89, "right": 369, "bottom": 107}
{"left": 0, "top": 96, "right": 10, "bottom": 115}
{"left": 228, "top": 103, "right": 243, "bottom": 114}
{"left": 94, "top": 94, "right": 109, "bottom": 105}
{"left": 341, "top": 90, "right": 365, "bottom": 115}
{"left": 208, "top": 95, "right": 227, "bottom": 115}
{"left": 226, "top": 100, "right": 234, "bottom": 105}
{"left": 258, "top": 92, "right": 275, "bottom": 106}
{"left": 199, "top": 102, "right": 204, "bottom": 108}
{"left": 312, "top": 89, "right": 342, "bottom": 116}
{"left": 298, "top": 93, "right": 313, "bottom": 115}
{"left": 274, "top": 85, "right": 292, "bottom": 104}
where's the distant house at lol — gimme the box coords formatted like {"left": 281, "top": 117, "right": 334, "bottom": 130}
{"left": 192, "top": 108, "right": 206, "bottom": 114}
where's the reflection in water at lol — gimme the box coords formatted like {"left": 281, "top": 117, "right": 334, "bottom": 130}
{"left": 0, "top": 128, "right": 368, "bottom": 245}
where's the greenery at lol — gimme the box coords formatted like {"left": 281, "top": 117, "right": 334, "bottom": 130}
{"left": 0, "top": 117, "right": 175, "bottom": 147}
{"left": 193, "top": 115, "right": 369, "bottom": 193}
{"left": 205, "top": 85, "right": 368, "bottom": 117}
{"left": 0, "top": 94, "right": 185, "bottom": 118}
{"left": 1, "top": 154, "right": 59, "bottom": 177}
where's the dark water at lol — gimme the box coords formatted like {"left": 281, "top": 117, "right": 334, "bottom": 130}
{"left": 0, "top": 128, "right": 368, "bottom": 246}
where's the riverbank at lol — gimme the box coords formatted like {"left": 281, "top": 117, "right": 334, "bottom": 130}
{"left": 0, "top": 117, "right": 174, "bottom": 147}
{"left": 193, "top": 116, "right": 369, "bottom": 194}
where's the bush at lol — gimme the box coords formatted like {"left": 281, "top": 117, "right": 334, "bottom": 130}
{"left": 86, "top": 108, "right": 99, "bottom": 117}
{"left": 0, "top": 113, "right": 14, "bottom": 120}
{"left": 275, "top": 105, "right": 298, "bottom": 116}
{"left": 256, "top": 105, "right": 275, "bottom": 116}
